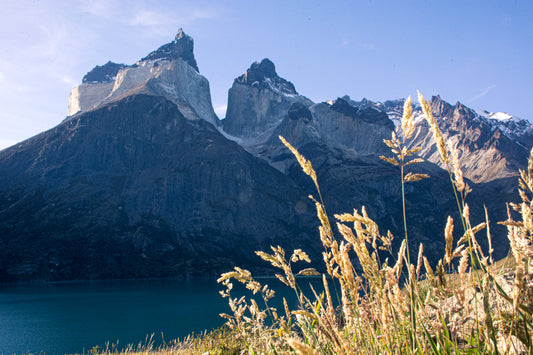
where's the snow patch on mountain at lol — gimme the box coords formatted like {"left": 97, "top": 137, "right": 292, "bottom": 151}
{"left": 264, "top": 77, "right": 298, "bottom": 97}
{"left": 476, "top": 109, "right": 533, "bottom": 138}
{"left": 487, "top": 112, "right": 513, "bottom": 121}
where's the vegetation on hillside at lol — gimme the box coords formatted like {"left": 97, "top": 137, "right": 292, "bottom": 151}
{"left": 214, "top": 92, "right": 532, "bottom": 354}
{"left": 94, "top": 93, "right": 532, "bottom": 354}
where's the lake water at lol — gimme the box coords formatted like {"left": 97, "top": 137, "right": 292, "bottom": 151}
{"left": 0, "top": 277, "right": 314, "bottom": 355}
{"left": 0, "top": 279, "right": 229, "bottom": 355}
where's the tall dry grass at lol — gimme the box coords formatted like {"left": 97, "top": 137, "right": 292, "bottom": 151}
{"left": 217, "top": 93, "right": 533, "bottom": 354}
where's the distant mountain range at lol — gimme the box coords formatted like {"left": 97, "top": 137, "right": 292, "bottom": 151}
{"left": 0, "top": 29, "right": 529, "bottom": 282}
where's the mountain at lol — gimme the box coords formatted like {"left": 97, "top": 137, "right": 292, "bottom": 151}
{"left": 0, "top": 93, "right": 320, "bottom": 282}
{"left": 68, "top": 28, "right": 218, "bottom": 126}
{"left": 223, "top": 58, "right": 313, "bottom": 141}
{"left": 221, "top": 60, "right": 460, "bottom": 264}
{"left": 0, "top": 31, "right": 321, "bottom": 282}
{"left": 0, "top": 29, "right": 528, "bottom": 282}
{"left": 342, "top": 95, "right": 532, "bottom": 183}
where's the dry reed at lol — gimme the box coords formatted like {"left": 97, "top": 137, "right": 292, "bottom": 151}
{"left": 215, "top": 92, "right": 532, "bottom": 354}
{"left": 92, "top": 93, "right": 532, "bottom": 355}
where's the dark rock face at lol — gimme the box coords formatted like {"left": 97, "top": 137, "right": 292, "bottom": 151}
{"left": 237, "top": 58, "right": 276, "bottom": 83}
{"left": 82, "top": 61, "right": 129, "bottom": 83}
{"left": 288, "top": 103, "right": 312, "bottom": 123}
{"left": 329, "top": 98, "right": 395, "bottom": 131}
{"left": 141, "top": 28, "right": 199, "bottom": 72}
{"left": 0, "top": 95, "right": 318, "bottom": 282}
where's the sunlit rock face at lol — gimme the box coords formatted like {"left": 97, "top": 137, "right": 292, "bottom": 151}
{"left": 68, "top": 81, "right": 115, "bottom": 116}
{"left": 310, "top": 98, "right": 394, "bottom": 155}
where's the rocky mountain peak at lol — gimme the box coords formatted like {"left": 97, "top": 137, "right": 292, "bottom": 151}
{"left": 235, "top": 58, "right": 297, "bottom": 96}
{"left": 430, "top": 95, "right": 453, "bottom": 118}
{"left": 174, "top": 28, "right": 187, "bottom": 41}
{"left": 237, "top": 58, "right": 277, "bottom": 83}
{"left": 140, "top": 28, "right": 199, "bottom": 72}
{"left": 222, "top": 58, "right": 312, "bottom": 138}
{"left": 453, "top": 101, "right": 477, "bottom": 121}
{"left": 329, "top": 97, "right": 359, "bottom": 117}
{"left": 69, "top": 29, "right": 218, "bottom": 125}
{"left": 429, "top": 96, "right": 477, "bottom": 123}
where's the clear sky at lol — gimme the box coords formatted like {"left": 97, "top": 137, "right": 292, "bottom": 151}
{"left": 0, "top": 0, "right": 531, "bottom": 149}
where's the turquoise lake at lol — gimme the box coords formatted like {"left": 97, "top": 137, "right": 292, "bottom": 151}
{"left": 0, "top": 277, "right": 313, "bottom": 355}
{"left": 0, "top": 279, "right": 229, "bottom": 355}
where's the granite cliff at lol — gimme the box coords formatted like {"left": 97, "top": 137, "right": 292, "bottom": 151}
{"left": 68, "top": 29, "right": 218, "bottom": 125}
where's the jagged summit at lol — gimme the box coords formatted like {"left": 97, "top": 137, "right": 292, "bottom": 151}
{"left": 235, "top": 58, "right": 297, "bottom": 96}
{"left": 342, "top": 94, "right": 532, "bottom": 182}
{"left": 140, "top": 28, "right": 199, "bottom": 71}
{"left": 223, "top": 58, "right": 311, "bottom": 137}
{"left": 69, "top": 28, "right": 218, "bottom": 125}
{"left": 236, "top": 58, "right": 277, "bottom": 83}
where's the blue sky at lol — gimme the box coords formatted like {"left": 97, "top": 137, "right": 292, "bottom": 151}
{"left": 0, "top": 0, "right": 531, "bottom": 149}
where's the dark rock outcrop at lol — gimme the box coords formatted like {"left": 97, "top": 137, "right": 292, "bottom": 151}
{"left": 288, "top": 103, "right": 313, "bottom": 123}
{"left": 329, "top": 98, "right": 395, "bottom": 130}
{"left": 83, "top": 61, "right": 129, "bottom": 84}
{"left": 141, "top": 28, "right": 199, "bottom": 72}
{"left": 235, "top": 58, "right": 297, "bottom": 95}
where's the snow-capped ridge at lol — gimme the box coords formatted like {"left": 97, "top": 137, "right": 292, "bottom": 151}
{"left": 341, "top": 94, "right": 531, "bottom": 139}
{"left": 476, "top": 109, "right": 532, "bottom": 138}
{"left": 264, "top": 77, "right": 298, "bottom": 97}
{"left": 477, "top": 109, "right": 516, "bottom": 122}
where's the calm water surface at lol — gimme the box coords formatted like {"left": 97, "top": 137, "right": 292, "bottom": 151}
{"left": 0, "top": 279, "right": 229, "bottom": 355}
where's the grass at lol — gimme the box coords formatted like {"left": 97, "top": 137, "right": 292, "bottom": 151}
{"left": 76, "top": 328, "right": 244, "bottom": 355}
{"left": 94, "top": 93, "right": 532, "bottom": 354}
